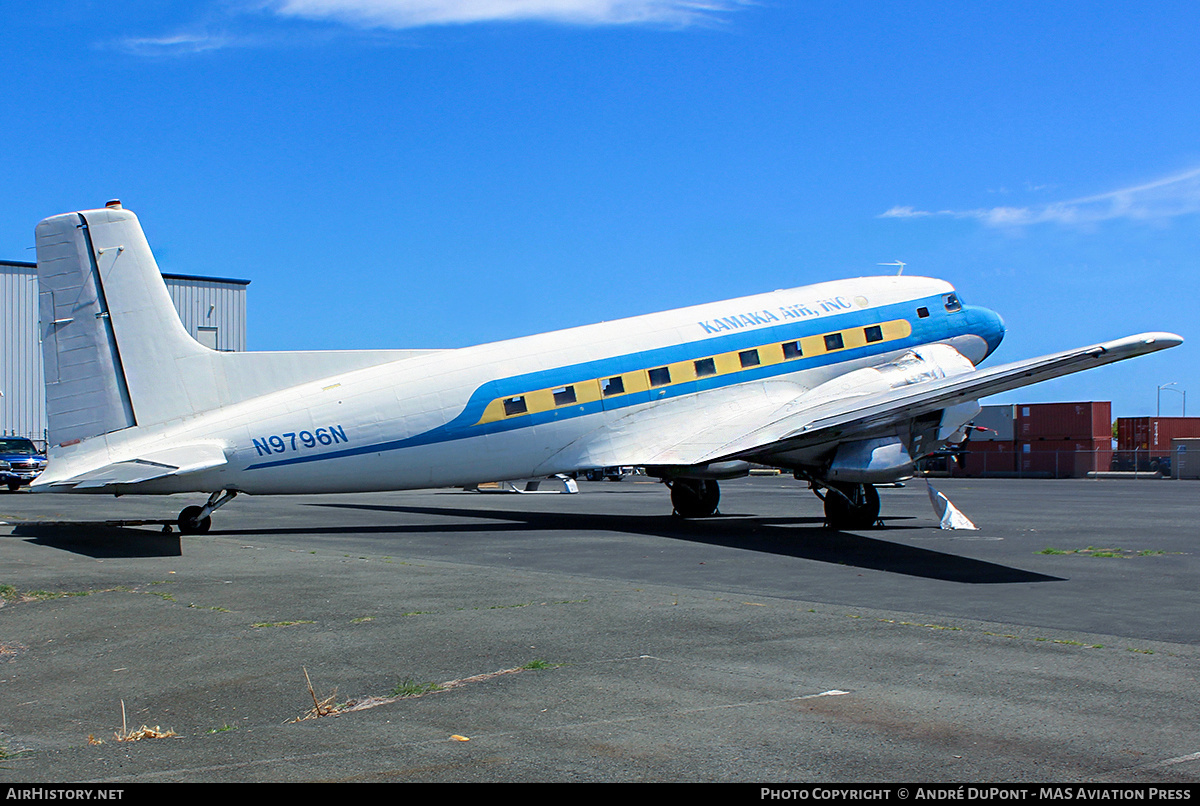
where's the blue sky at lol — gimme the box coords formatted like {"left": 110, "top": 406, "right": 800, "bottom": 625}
{"left": 2, "top": 1, "right": 1197, "bottom": 417}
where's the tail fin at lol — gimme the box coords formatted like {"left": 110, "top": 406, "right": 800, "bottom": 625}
{"left": 36, "top": 204, "right": 443, "bottom": 451}
{"left": 36, "top": 205, "right": 217, "bottom": 446}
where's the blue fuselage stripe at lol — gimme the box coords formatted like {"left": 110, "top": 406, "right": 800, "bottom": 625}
{"left": 245, "top": 293, "right": 968, "bottom": 471}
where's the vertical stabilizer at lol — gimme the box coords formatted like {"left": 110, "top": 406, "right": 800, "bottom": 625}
{"left": 36, "top": 206, "right": 217, "bottom": 446}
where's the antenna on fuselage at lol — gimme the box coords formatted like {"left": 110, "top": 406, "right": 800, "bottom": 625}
{"left": 878, "top": 260, "right": 906, "bottom": 276}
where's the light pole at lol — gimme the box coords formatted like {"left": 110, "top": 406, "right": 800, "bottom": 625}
{"left": 1157, "top": 382, "right": 1186, "bottom": 417}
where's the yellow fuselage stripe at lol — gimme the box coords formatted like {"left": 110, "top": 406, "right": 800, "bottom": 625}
{"left": 476, "top": 318, "right": 912, "bottom": 426}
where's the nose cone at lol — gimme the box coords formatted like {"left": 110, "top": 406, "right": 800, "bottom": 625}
{"left": 972, "top": 306, "right": 1006, "bottom": 362}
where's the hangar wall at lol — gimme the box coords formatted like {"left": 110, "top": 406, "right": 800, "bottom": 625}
{"left": 0, "top": 260, "right": 248, "bottom": 443}
{"left": 0, "top": 262, "right": 43, "bottom": 441}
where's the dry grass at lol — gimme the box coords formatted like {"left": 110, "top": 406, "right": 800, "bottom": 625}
{"left": 111, "top": 700, "right": 177, "bottom": 742}
{"left": 295, "top": 667, "right": 343, "bottom": 720}
{"left": 115, "top": 725, "right": 177, "bottom": 742}
{"left": 292, "top": 662, "right": 557, "bottom": 721}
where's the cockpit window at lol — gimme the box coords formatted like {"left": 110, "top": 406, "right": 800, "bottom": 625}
{"left": 943, "top": 293, "right": 962, "bottom": 312}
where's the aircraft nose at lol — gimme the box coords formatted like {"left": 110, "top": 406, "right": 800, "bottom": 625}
{"left": 975, "top": 306, "right": 1005, "bottom": 361}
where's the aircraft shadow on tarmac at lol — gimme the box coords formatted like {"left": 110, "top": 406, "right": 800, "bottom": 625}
{"left": 293, "top": 502, "right": 1064, "bottom": 585}
{"left": 6, "top": 504, "right": 1063, "bottom": 583}
{"left": 7, "top": 523, "right": 182, "bottom": 558}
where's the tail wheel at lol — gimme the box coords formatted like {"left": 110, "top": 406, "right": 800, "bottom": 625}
{"left": 178, "top": 505, "right": 212, "bottom": 535}
{"left": 823, "top": 482, "right": 880, "bottom": 530}
{"left": 670, "top": 478, "right": 720, "bottom": 518}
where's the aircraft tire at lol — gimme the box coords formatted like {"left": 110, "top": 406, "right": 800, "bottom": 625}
{"left": 178, "top": 505, "right": 212, "bottom": 535}
{"left": 823, "top": 482, "right": 880, "bottom": 530}
{"left": 671, "top": 478, "right": 720, "bottom": 518}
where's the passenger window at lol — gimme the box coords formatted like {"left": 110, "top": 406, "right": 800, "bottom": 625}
{"left": 553, "top": 386, "right": 577, "bottom": 406}
{"left": 503, "top": 396, "right": 528, "bottom": 416}
{"left": 824, "top": 333, "right": 845, "bottom": 351}
{"left": 648, "top": 367, "right": 671, "bottom": 387}
{"left": 864, "top": 325, "right": 883, "bottom": 343}
{"left": 943, "top": 293, "right": 961, "bottom": 312}
{"left": 782, "top": 341, "right": 803, "bottom": 360}
{"left": 739, "top": 349, "right": 760, "bottom": 368}
{"left": 917, "top": 307, "right": 929, "bottom": 319}
{"left": 602, "top": 376, "right": 625, "bottom": 396}
{"left": 694, "top": 357, "right": 716, "bottom": 377}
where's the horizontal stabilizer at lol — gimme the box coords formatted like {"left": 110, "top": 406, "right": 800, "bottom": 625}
{"left": 39, "top": 444, "right": 227, "bottom": 490}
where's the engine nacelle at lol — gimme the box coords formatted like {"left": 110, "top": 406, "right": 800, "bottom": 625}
{"left": 826, "top": 437, "right": 914, "bottom": 484}
{"left": 647, "top": 461, "right": 752, "bottom": 480}
{"left": 793, "top": 343, "right": 976, "bottom": 411}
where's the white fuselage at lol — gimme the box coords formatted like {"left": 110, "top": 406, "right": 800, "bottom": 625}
{"left": 37, "top": 274, "right": 994, "bottom": 495}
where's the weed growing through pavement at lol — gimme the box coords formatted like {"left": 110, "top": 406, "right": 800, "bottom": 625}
{"left": 111, "top": 700, "right": 176, "bottom": 742}
{"left": 293, "top": 660, "right": 560, "bottom": 721}
{"left": 390, "top": 679, "right": 443, "bottom": 698}
{"left": 1037, "top": 546, "right": 1178, "bottom": 558}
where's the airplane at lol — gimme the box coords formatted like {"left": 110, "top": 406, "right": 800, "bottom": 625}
{"left": 31, "top": 202, "right": 1181, "bottom": 533}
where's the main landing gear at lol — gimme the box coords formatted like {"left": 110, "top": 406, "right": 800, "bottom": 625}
{"left": 176, "top": 490, "right": 238, "bottom": 535}
{"left": 815, "top": 481, "right": 880, "bottom": 530}
{"left": 665, "top": 476, "right": 881, "bottom": 528}
{"left": 668, "top": 478, "right": 721, "bottom": 518}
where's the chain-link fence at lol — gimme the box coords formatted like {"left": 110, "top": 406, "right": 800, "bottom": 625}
{"left": 952, "top": 445, "right": 1194, "bottom": 478}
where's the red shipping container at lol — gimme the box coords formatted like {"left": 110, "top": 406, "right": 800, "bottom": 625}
{"left": 1015, "top": 402, "right": 1111, "bottom": 441}
{"left": 958, "top": 440, "right": 1017, "bottom": 477}
{"left": 1017, "top": 439, "right": 1112, "bottom": 478}
{"left": 1117, "top": 417, "right": 1200, "bottom": 452}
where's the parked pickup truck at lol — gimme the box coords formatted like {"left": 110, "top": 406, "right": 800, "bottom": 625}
{"left": 0, "top": 437, "right": 47, "bottom": 491}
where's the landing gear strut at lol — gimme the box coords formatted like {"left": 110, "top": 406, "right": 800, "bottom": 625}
{"left": 818, "top": 482, "right": 880, "bottom": 530}
{"left": 669, "top": 478, "right": 720, "bottom": 518}
{"left": 177, "top": 490, "right": 238, "bottom": 535}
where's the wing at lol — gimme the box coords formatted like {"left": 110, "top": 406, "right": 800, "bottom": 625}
{"left": 707, "top": 331, "right": 1181, "bottom": 465}
{"left": 539, "top": 332, "right": 1181, "bottom": 473}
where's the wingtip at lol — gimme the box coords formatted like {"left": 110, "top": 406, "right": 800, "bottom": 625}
{"left": 1100, "top": 332, "right": 1184, "bottom": 357}
{"left": 1145, "top": 332, "right": 1184, "bottom": 348}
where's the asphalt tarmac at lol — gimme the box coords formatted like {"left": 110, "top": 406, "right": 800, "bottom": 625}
{"left": 1, "top": 476, "right": 1197, "bottom": 783}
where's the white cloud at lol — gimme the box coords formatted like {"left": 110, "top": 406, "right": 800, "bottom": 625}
{"left": 878, "top": 205, "right": 933, "bottom": 219}
{"left": 107, "top": 1, "right": 749, "bottom": 57}
{"left": 882, "top": 167, "right": 1200, "bottom": 228}
{"left": 115, "top": 32, "right": 236, "bottom": 56}
{"left": 268, "top": 0, "right": 750, "bottom": 28}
